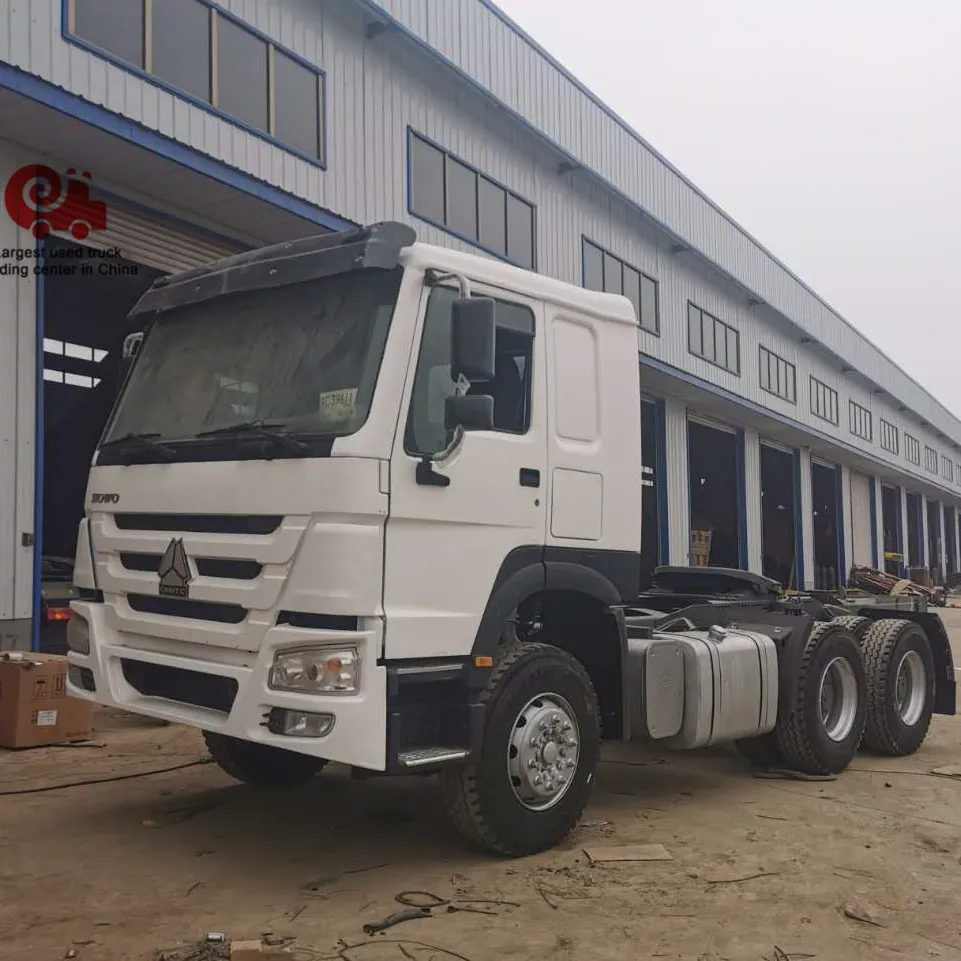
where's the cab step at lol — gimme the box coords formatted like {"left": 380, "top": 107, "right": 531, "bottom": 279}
{"left": 397, "top": 747, "right": 468, "bottom": 769}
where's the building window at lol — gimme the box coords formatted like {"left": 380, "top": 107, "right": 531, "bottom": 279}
{"left": 809, "top": 375, "right": 839, "bottom": 426}
{"left": 879, "top": 418, "right": 899, "bottom": 455}
{"left": 925, "top": 445, "right": 939, "bottom": 474}
{"left": 905, "top": 433, "right": 921, "bottom": 465}
{"left": 943, "top": 456, "right": 954, "bottom": 482}
{"left": 67, "top": 0, "right": 326, "bottom": 162}
{"left": 582, "top": 239, "right": 659, "bottom": 334}
{"left": 849, "top": 400, "right": 873, "bottom": 442}
{"left": 758, "top": 345, "right": 796, "bottom": 403}
{"left": 687, "top": 302, "right": 739, "bottom": 374}
{"left": 407, "top": 130, "right": 536, "bottom": 270}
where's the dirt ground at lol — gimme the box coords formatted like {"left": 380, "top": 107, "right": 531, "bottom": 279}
{"left": 3, "top": 613, "right": 961, "bottom": 961}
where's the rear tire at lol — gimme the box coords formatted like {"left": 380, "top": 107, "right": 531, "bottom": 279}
{"left": 775, "top": 621, "right": 867, "bottom": 776}
{"left": 831, "top": 615, "right": 872, "bottom": 642}
{"left": 440, "top": 641, "right": 601, "bottom": 857}
{"left": 860, "top": 618, "right": 935, "bottom": 756}
{"left": 203, "top": 731, "right": 326, "bottom": 788}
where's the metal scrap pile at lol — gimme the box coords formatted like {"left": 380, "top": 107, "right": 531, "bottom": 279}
{"left": 848, "top": 565, "right": 947, "bottom": 604}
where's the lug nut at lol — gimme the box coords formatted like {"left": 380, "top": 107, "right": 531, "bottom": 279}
{"left": 528, "top": 758, "right": 537, "bottom": 769}
{"left": 533, "top": 774, "right": 542, "bottom": 786}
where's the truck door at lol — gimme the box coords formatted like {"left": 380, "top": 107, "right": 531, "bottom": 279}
{"left": 383, "top": 281, "right": 547, "bottom": 661}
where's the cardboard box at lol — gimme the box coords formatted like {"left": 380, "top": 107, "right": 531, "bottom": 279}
{"left": 0, "top": 653, "right": 93, "bottom": 748}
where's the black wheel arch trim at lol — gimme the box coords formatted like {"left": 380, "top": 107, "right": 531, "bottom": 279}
{"left": 469, "top": 545, "right": 639, "bottom": 661}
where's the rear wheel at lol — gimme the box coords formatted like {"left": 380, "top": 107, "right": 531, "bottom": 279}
{"left": 860, "top": 618, "right": 935, "bottom": 756}
{"left": 203, "top": 731, "right": 326, "bottom": 788}
{"left": 441, "top": 641, "right": 600, "bottom": 857}
{"left": 831, "top": 615, "right": 872, "bottom": 642}
{"left": 775, "top": 621, "right": 867, "bottom": 775}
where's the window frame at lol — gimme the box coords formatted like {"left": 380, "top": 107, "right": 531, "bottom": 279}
{"left": 809, "top": 375, "right": 839, "bottom": 426}
{"left": 942, "top": 455, "right": 954, "bottom": 482}
{"left": 905, "top": 433, "right": 921, "bottom": 465}
{"left": 879, "top": 418, "right": 899, "bottom": 455}
{"left": 402, "top": 283, "right": 537, "bottom": 458}
{"left": 757, "top": 344, "right": 796, "bottom": 404}
{"left": 687, "top": 302, "right": 740, "bottom": 375}
{"left": 64, "top": 0, "right": 327, "bottom": 167}
{"left": 580, "top": 238, "right": 660, "bottom": 335}
{"left": 925, "top": 445, "right": 939, "bottom": 474}
{"left": 849, "top": 399, "right": 873, "bottom": 443}
{"left": 407, "top": 128, "right": 537, "bottom": 271}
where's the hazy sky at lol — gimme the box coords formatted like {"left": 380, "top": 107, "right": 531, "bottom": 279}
{"left": 494, "top": 0, "right": 961, "bottom": 414}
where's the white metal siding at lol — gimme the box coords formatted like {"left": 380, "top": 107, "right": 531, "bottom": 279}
{"left": 849, "top": 470, "right": 873, "bottom": 567}
{"left": 361, "top": 0, "right": 961, "bottom": 446}
{"left": 0, "top": 145, "right": 37, "bottom": 621}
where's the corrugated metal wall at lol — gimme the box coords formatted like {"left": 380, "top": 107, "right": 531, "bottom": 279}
{"left": 360, "top": 0, "right": 961, "bottom": 446}
{"left": 0, "top": 144, "right": 37, "bottom": 622}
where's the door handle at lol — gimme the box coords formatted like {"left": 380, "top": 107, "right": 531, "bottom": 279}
{"left": 519, "top": 468, "right": 540, "bottom": 488}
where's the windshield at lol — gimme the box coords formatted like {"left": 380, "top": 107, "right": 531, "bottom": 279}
{"left": 102, "top": 267, "right": 403, "bottom": 460}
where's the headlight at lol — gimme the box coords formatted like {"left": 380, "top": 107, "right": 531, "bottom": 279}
{"left": 269, "top": 646, "right": 360, "bottom": 694}
{"left": 66, "top": 615, "right": 90, "bottom": 655}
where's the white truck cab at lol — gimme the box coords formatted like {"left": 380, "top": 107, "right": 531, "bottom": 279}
{"left": 67, "top": 222, "right": 956, "bottom": 856}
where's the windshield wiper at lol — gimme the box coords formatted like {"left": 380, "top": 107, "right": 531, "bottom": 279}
{"left": 99, "top": 432, "right": 177, "bottom": 461}
{"left": 195, "top": 420, "right": 312, "bottom": 454}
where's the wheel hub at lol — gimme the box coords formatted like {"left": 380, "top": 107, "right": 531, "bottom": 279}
{"left": 819, "top": 656, "right": 858, "bottom": 742}
{"left": 508, "top": 694, "right": 580, "bottom": 811}
{"left": 894, "top": 650, "right": 926, "bottom": 726}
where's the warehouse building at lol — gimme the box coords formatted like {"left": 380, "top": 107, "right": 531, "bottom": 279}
{"left": 1, "top": 0, "right": 960, "bottom": 652}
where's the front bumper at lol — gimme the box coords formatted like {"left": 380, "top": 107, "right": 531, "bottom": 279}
{"left": 65, "top": 600, "right": 387, "bottom": 771}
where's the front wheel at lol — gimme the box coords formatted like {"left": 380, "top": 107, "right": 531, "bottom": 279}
{"left": 775, "top": 621, "right": 867, "bottom": 776}
{"left": 860, "top": 618, "right": 935, "bottom": 756}
{"left": 203, "top": 731, "right": 326, "bottom": 788}
{"left": 441, "top": 642, "right": 601, "bottom": 857}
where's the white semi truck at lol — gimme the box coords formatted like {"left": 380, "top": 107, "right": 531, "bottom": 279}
{"left": 66, "top": 222, "right": 956, "bottom": 856}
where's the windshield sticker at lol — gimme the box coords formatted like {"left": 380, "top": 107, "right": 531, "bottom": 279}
{"left": 318, "top": 387, "right": 358, "bottom": 422}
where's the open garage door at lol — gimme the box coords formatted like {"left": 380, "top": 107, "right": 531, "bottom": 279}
{"left": 811, "top": 458, "right": 842, "bottom": 590}
{"left": 759, "top": 441, "right": 798, "bottom": 588}
{"left": 687, "top": 416, "right": 743, "bottom": 569}
{"left": 881, "top": 484, "right": 904, "bottom": 576}
{"left": 849, "top": 470, "right": 874, "bottom": 568}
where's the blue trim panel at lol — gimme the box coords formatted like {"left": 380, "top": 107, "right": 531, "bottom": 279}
{"left": 654, "top": 396, "right": 669, "bottom": 566}
{"left": 31, "top": 241, "right": 47, "bottom": 653}
{"left": 405, "top": 127, "right": 537, "bottom": 270}
{"left": 61, "top": 0, "right": 329, "bottom": 169}
{"left": 735, "top": 428, "right": 748, "bottom": 570}
{"left": 0, "top": 64, "right": 355, "bottom": 234}
{"left": 835, "top": 464, "right": 847, "bottom": 585}
{"left": 792, "top": 448, "right": 805, "bottom": 590}
{"left": 869, "top": 477, "right": 879, "bottom": 568}
{"left": 640, "top": 353, "right": 961, "bottom": 503}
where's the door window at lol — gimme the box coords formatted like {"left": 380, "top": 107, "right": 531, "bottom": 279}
{"left": 404, "top": 286, "right": 535, "bottom": 456}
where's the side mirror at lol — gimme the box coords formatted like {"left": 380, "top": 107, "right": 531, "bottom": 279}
{"left": 445, "top": 393, "right": 493, "bottom": 432}
{"left": 117, "top": 331, "right": 143, "bottom": 396}
{"left": 451, "top": 296, "right": 495, "bottom": 382}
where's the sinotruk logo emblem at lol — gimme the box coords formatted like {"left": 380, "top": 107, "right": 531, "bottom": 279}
{"left": 158, "top": 538, "right": 192, "bottom": 599}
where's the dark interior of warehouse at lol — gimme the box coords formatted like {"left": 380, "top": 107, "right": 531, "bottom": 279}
{"left": 811, "top": 461, "right": 841, "bottom": 590}
{"left": 881, "top": 483, "right": 903, "bottom": 575}
{"left": 760, "top": 444, "right": 797, "bottom": 588}
{"left": 687, "top": 420, "right": 740, "bottom": 569}
{"left": 906, "top": 491, "right": 923, "bottom": 570}
{"left": 39, "top": 237, "right": 162, "bottom": 650}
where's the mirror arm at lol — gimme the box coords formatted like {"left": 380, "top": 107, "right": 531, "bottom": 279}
{"left": 425, "top": 268, "right": 472, "bottom": 299}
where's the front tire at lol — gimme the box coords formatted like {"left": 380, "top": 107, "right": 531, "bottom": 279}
{"left": 203, "top": 731, "right": 326, "bottom": 788}
{"left": 860, "top": 618, "right": 935, "bottom": 756}
{"left": 441, "top": 642, "right": 601, "bottom": 857}
{"left": 775, "top": 621, "right": 867, "bottom": 776}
